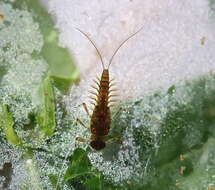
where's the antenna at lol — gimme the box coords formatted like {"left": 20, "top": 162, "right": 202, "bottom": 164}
{"left": 75, "top": 28, "right": 105, "bottom": 69}
{"left": 108, "top": 26, "right": 143, "bottom": 69}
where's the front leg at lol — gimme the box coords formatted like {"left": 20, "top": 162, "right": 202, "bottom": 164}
{"left": 75, "top": 137, "right": 91, "bottom": 143}
{"left": 76, "top": 118, "right": 90, "bottom": 129}
{"left": 82, "top": 103, "right": 91, "bottom": 117}
{"left": 106, "top": 137, "right": 122, "bottom": 144}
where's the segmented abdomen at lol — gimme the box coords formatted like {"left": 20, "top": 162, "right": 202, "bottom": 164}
{"left": 90, "top": 69, "right": 111, "bottom": 136}
{"left": 98, "top": 69, "right": 109, "bottom": 104}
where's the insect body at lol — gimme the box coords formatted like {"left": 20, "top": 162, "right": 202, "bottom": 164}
{"left": 75, "top": 27, "right": 142, "bottom": 150}
{"left": 89, "top": 69, "right": 111, "bottom": 150}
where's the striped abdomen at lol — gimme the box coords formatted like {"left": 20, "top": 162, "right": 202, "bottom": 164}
{"left": 90, "top": 69, "right": 111, "bottom": 136}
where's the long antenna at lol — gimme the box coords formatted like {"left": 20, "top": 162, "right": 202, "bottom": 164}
{"left": 108, "top": 26, "right": 143, "bottom": 69}
{"left": 75, "top": 28, "right": 105, "bottom": 69}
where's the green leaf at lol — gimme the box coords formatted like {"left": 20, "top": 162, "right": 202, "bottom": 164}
{"left": 36, "top": 76, "right": 56, "bottom": 137}
{"left": 0, "top": 103, "right": 22, "bottom": 145}
{"left": 44, "top": 43, "right": 80, "bottom": 94}
{"left": 167, "top": 85, "right": 175, "bottom": 95}
{"left": 49, "top": 174, "right": 62, "bottom": 190}
{"left": 84, "top": 173, "right": 103, "bottom": 190}
{"left": 64, "top": 148, "right": 106, "bottom": 190}
{"left": 64, "top": 148, "right": 92, "bottom": 181}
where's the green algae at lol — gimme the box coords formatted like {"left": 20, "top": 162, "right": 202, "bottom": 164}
{"left": 36, "top": 76, "right": 56, "bottom": 137}
{"left": 0, "top": 103, "right": 22, "bottom": 146}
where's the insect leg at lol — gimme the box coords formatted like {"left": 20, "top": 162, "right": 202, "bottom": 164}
{"left": 76, "top": 137, "right": 91, "bottom": 143}
{"left": 106, "top": 137, "right": 122, "bottom": 144}
{"left": 76, "top": 118, "right": 89, "bottom": 129}
{"left": 109, "top": 104, "right": 117, "bottom": 107}
{"left": 82, "top": 103, "right": 91, "bottom": 117}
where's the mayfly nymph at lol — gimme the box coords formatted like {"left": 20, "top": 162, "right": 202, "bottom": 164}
{"left": 75, "top": 27, "right": 142, "bottom": 150}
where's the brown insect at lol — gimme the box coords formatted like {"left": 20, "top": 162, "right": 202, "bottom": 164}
{"left": 75, "top": 27, "right": 142, "bottom": 150}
